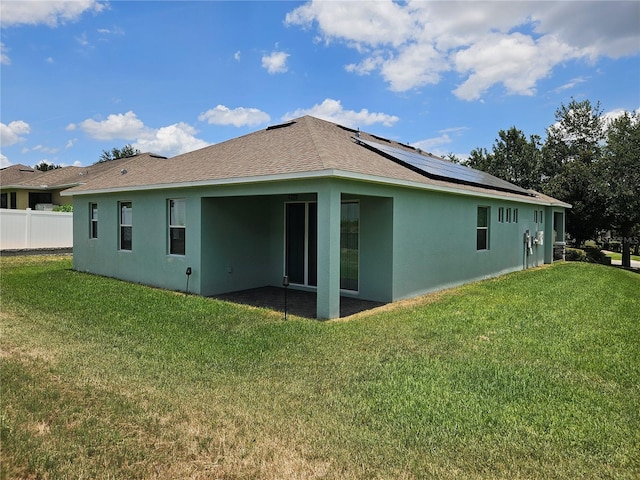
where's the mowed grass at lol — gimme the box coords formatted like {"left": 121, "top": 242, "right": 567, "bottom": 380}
{"left": 1, "top": 256, "right": 639, "bottom": 479}
{"left": 605, "top": 252, "right": 640, "bottom": 262}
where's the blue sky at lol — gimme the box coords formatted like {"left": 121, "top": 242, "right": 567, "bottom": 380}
{"left": 1, "top": 0, "right": 639, "bottom": 168}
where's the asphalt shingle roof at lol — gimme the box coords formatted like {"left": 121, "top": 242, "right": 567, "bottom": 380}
{"left": 60, "top": 116, "right": 569, "bottom": 206}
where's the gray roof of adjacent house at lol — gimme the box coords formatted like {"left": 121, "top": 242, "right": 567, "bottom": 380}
{"left": 0, "top": 164, "right": 42, "bottom": 186}
{"left": 57, "top": 116, "right": 568, "bottom": 207}
{"left": 1, "top": 156, "right": 153, "bottom": 190}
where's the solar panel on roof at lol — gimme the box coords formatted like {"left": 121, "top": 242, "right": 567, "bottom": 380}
{"left": 354, "top": 137, "right": 534, "bottom": 197}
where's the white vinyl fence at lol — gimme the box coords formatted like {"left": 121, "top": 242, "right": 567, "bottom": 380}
{"left": 0, "top": 208, "right": 73, "bottom": 250}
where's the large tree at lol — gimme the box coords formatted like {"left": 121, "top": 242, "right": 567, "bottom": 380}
{"left": 98, "top": 144, "right": 140, "bottom": 163}
{"left": 467, "top": 127, "right": 543, "bottom": 190}
{"left": 541, "top": 99, "right": 605, "bottom": 246}
{"left": 599, "top": 111, "right": 640, "bottom": 267}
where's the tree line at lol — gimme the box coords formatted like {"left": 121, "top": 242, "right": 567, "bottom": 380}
{"left": 461, "top": 98, "right": 639, "bottom": 268}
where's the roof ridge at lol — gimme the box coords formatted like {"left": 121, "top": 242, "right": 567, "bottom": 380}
{"left": 300, "top": 116, "right": 331, "bottom": 169}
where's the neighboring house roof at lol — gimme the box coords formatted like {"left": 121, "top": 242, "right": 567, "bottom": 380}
{"left": 1, "top": 156, "right": 158, "bottom": 191}
{"left": 0, "top": 164, "right": 43, "bottom": 186}
{"left": 59, "top": 116, "right": 569, "bottom": 207}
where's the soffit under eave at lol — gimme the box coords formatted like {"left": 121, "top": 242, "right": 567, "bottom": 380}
{"left": 59, "top": 170, "right": 569, "bottom": 208}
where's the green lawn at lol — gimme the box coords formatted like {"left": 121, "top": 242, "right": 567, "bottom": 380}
{"left": 605, "top": 251, "right": 640, "bottom": 262}
{"left": 2, "top": 256, "right": 639, "bottom": 479}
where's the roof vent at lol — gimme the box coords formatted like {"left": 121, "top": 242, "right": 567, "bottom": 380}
{"left": 370, "top": 134, "right": 391, "bottom": 143}
{"left": 120, "top": 169, "right": 127, "bottom": 175}
{"left": 337, "top": 124, "right": 358, "bottom": 134}
{"left": 266, "top": 121, "right": 295, "bottom": 131}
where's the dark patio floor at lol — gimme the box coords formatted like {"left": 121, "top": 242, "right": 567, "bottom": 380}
{"left": 211, "top": 286, "right": 385, "bottom": 319}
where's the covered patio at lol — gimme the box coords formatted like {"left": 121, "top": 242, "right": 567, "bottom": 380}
{"left": 211, "top": 286, "right": 385, "bottom": 319}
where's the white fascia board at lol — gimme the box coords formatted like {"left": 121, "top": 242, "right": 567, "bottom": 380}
{"left": 61, "top": 169, "right": 566, "bottom": 207}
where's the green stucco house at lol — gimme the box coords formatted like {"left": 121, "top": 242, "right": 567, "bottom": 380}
{"left": 63, "top": 116, "right": 570, "bottom": 319}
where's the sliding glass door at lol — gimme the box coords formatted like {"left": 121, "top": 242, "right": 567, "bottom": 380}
{"left": 285, "top": 202, "right": 317, "bottom": 286}
{"left": 285, "top": 200, "right": 359, "bottom": 292}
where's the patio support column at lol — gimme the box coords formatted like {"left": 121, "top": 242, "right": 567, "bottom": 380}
{"left": 316, "top": 184, "right": 341, "bottom": 319}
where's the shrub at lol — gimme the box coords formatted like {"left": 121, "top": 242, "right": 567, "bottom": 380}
{"left": 584, "top": 246, "right": 610, "bottom": 264}
{"left": 565, "top": 248, "right": 587, "bottom": 262}
{"left": 52, "top": 205, "right": 73, "bottom": 212}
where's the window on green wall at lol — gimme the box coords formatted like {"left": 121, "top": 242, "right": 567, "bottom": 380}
{"left": 506, "top": 208, "right": 511, "bottom": 223}
{"left": 90, "top": 203, "right": 98, "bottom": 239}
{"left": 477, "top": 206, "right": 489, "bottom": 250}
{"left": 498, "top": 207, "right": 504, "bottom": 223}
{"left": 514, "top": 208, "right": 518, "bottom": 223}
{"left": 169, "top": 199, "right": 186, "bottom": 255}
{"left": 119, "top": 201, "right": 132, "bottom": 251}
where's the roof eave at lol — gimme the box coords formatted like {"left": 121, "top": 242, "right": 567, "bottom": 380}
{"left": 61, "top": 169, "right": 568, "bottom": 206}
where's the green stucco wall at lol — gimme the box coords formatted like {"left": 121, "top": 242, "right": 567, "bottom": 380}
{"left": 73, "top": 189, "right": 199, "bottom": 293}
{"left": 389, "top": 188, "right": 547, "bottom": 300}
{"left": 71, "top": 177, "right": 562, "bottom": 317}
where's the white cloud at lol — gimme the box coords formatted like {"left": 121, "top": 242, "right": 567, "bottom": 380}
{"left": 1, "top": 120, "right": 31, "bottom": 146}
{"left": 531, "top": 2, "right": 640, "bottom": 59}
{"left": 413, "top": 134, "right": 452, "bottom": 152}
{"left": 0, "top": 0, "right": 107, "bottom": 28}
{"left": 75, "top": 111, "right": 146, "bottom": 141}
{"left": 453, "top": 33, "right": 575, "bottom": 100}
{"left": 286, "top": 0, "right": 640, "bottom": 101}
{"left": 133, "top": 123, "right": 209, "bottom": 157}
{"left": 285, "top": 0, "right": 415, "bottom": 48}
{"left": 413, "top": 127, "right": 468, "bottom": 156}
{"left": 262, "top": 51, "right": 290, "bottom": 74}
{"left": 199, "top": 105, "right": 270, "bottom": 127}
{"left": 97, "top": 26, "right": 124, "bottom": 36}
{"left": 283, "top": 98, "right": 399, "bottom": 128}
{"left": 1, "top": 42, "right": 10, "bottom": 65}
{"left": 32, "top": 145, "right": 59, "bottom": 155}
{"left": 601, "top": 107, "right": 640, "bottom": 130}
{"left": 0, "top": 153, "right": 10, "bottom": 168}
{"left": 75, "top": 32, "right": 90, "bottom": 47}
{"left": 380, "top": 42, "right": 448, "bottom": 92}
{"left": 554, "top": 76, "right": 588, "bottom": 93}
{"left": 72, "top": 111, "right": 208, "bottom": 156}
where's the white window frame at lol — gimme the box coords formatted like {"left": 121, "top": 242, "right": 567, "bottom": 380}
{"left": 477, "top": 206, "right": 489, "bottom": 251}
{"left": 119, "top": 201, "right": 132, "bottom": 251}
{"left": 90, "top": 203, "right": 98, "bottom": 239}
{"left": 168, "top": 198, "right": 186, "bottom": 256}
